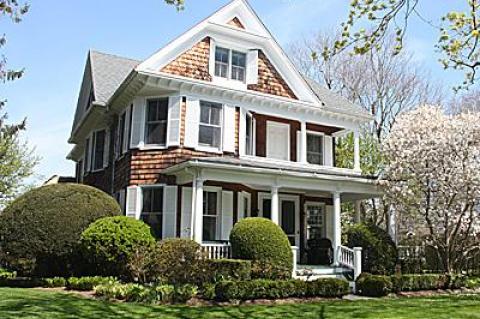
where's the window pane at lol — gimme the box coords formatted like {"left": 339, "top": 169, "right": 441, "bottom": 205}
{"left": 307, "top": 134, "right": 322, "bottom": 153}
{"left": 203, "top": 216, "right": 217, "bottom": 241}
{"left": 210, "top": 106, "right": 221, "bottom": 125}
{"left": 200, "top": 101, "right": 222, "bottom": 125}
{"left": 199, "top": 126, "right": 221, "bottom": 148}
{"left": 146, "top": 122, "right": 167, "bottom": 145}
{"left": 93, "top": 130, "right": 106, "bottom": 170}
{"left": 200, "top": 104, "right": 210, "bottom": 124}
{"left": 307, "top": 153, "right": 323, "bottom": 165}
{"left": 232, "top": 51, "right": 246, "bottom": 67}
{"left": 231, "top": 66, "right": 245, "bottom": 82}
{"left": 141, "top": 213, "right": 162, "bottom": 239}
{"left": 203, "top": 192, "right": 217, "bottom": 215}
{"left": 151, "top": 188, "right": 163, "bottom": 212}
{"left": 263, "top": 199, "right": 271, "bottom": 220}
{"left": 147, "top": 99, "right": 168, "bottom": 121}
{"left": 215, "top": 62, "right": 228, "bottom": 78}
{"left": 215, "top": 47, "right": 229, "bottom": 63}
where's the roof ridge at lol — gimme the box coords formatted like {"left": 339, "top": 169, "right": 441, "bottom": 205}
{"left": 89, "top": 49, "right": 141, "bottom": 63}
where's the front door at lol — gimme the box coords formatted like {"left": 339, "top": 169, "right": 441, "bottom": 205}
{"left": 281, "top": 199, "right": 298, "bottom": 247}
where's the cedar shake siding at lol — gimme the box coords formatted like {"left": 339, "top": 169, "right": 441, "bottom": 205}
{"left": 248, "top": 51, "right": 297, "bottom": 100}
{"left": 161, "top": 37, "right": 212, "bottom": 82}
{"left": 228, "top": 17, "right": 245, "bottom": 29}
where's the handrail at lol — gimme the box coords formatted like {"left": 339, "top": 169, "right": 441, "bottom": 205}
{"left": 337, "top": 245, "right": 355, "bottom": 269}
{"left": 201, "top": 242, "right": 231, "bottom": 259}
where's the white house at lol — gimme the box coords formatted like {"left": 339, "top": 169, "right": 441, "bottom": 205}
{"left": 68, "top": 0, "right": 380, "bottom": 279}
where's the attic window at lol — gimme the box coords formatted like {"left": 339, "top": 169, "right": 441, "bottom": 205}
{"left": 214, "top": 47, "right": 246, "bottom": 82}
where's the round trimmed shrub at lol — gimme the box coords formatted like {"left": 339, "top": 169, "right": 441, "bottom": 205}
{"left": 230, "top": 217, "right": 293, "bottom": 279}
{"left": 0, "top": 183, "right": 121, "bottom": 276}
{"left": 346, "top": 223, "right": 398, "bottom": 275}
{"left": 80, "top": 216, "right": 156, "bottom": 277}
{"left": 356, "top": 273, "right": 393, "bottom": 297}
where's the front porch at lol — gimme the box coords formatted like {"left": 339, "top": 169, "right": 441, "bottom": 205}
{"left": 164, "top": 156, "right": 381, "bottom": 280}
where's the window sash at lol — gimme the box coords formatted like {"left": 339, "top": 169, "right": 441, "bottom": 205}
{"left": 92, "top": 130, "right": 106, "bottom": 171}
{"left": 214, "top": 47, "right": 246, "bottom": 82}
{"left": 145, "top": 99, "right": 168, "bottom": 145}
{"left": 203, "top": 191, "right": 218, "bottom": 241}
{"left": 231, "top": 51, "right": 246, "bottom": 82}
{"left": 307, "top": 134, "right": 324, "bottom": 165}
{"left": 199, "top": 101, "right": 222, "bottom": 148}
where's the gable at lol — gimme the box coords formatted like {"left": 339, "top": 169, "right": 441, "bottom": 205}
{"left": 161, "top": 37, "right": 212, "bottom": 82}
{"left": 138, "top": 0, "right": 319, "bottom": 103}
{"left": 248, "top": 51, "right": 297, "bottom": 99}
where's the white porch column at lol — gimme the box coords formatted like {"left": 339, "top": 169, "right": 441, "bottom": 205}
{"left": 271, "top": 186, "right": 280, "bottom": 225}
{"left": 354, "top": 130, "right": 361, "bottom": 172}
{"left": 333, "top": 192, "right": 342, "bottom": 266}
{"left": 300, "top": 121, "right": 307, "bottom": 163}
{"left": 354, "top": 200, "right": 362, "bottom": 224}
{"left": 193, "top": 177, "right": 204, "bottom": 243}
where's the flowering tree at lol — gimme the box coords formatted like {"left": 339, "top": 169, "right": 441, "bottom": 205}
{"left": 381, "top": 106, "right": 480, "bottom": 273}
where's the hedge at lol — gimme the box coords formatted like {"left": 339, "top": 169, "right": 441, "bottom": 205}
{"left": 201, "top": 259, "right": 251, "bottom": 283}
{"left": 214, "top": 278, "right": 349, "bottom": 301}
{"left": 230, "top": 218, "right": 293, "bottom": 279}
{"left": 94, "top": 282, "right": 197, "bottom": 304}
{"left": 0, "top": 184, "right": 121, "bottom": 277}
{"left": 66, "top": 276, "right": 118, "bottom": 291}
{"left": 357, "top": 273, "right": 471, "bottom": 297}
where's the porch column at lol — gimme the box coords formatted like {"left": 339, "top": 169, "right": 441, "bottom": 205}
{"left": 300, "top": 121, "right": 307, "bottom": 163}
{"left": 193, "top": 177, "right": 204, "bottom": 243}
{"left": 354, "top": 200, "right": 362, "bottom": 224}
{"left": 271, "top": 186, "right": 280, "bottom": 225}
{"left": 333, "top": 192, "right": 342, "bottom": 266}
{"left": 354, "top": 130, "right": 361, "bottom": 172}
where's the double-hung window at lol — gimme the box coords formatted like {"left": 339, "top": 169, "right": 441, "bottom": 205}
{"left": 145, "top": 98, "right": 168, "bottom": 146}
{"left": 307, "top": 133, "right": 324, "bottom": 165}
{"left": 214, "top": 47, "right": 246, "bottom": 82}
{"left": 92, "top": 130, "right": 106, "bottom": 171}
{"left": 245, "top": 112, "right": 254, "bottom": 155}
{"left": 199, "top": 101, "right": 222, "bottom": 149}
{"left": 141, "top": 187, "right": 164, "bottom": 239}
{"left": 203, "top": 191, "right": 218, "bottom": 241}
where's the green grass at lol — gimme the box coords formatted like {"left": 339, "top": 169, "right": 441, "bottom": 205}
{"left": 0, "top": 288, "right": 479, "bottom": 319}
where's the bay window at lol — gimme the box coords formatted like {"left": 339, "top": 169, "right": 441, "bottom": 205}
{"left": 145, "top": 98, "right": 168, "bottom": 146}
{"left": 199, "top": 101, "right": 222, "bottom": 149}
{"left": 307, "top": 133, "right": 324, "bottom": 165}
{"left": 141, "top": 187, "right": 164, "bottom": 239}
{"left": 203, "top": 191, "right": 218, "bottom": 241}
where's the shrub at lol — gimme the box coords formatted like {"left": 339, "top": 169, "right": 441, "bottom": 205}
{"left": 230, "top": 218, "right": 293, "bottom": 279}
{"left": 94, "top": 282, "right": 196, "bottom": 304}
{"left": 0, "top": 268, "right": 15, "bottom": 280}
{"left": 466, "top": 277, "right": 480, "bottom": 289}
{"left": 214, "top": 278, "right": 349, "bottom": 301}
{"left": 392, "top": 274, "right": 447, "bottom": 292}
{"left": 356, "top": 273, "right": 393, "bottom": 297}
{"left": 42, "top": 277, "right": 67, "bottom": 288}
{"left": 0, "top": 184, "right": 121, "bottom": 276}
{"left": 151, "top": 239, "right": 203, "bottom": 285}
{"left": 66, "top": 276, "right": 118, "bottom": 291}
{"left": 80, "top": 216, "right": 156, "bottom": 277}
{"left": 200, "top": 259, "right": 251, "bottom": 283}
{"left": 346, "top": 223, "right": 397, "bottom": 275}
{"left": 0, "top": 277, "right": 45, "bottom": 288}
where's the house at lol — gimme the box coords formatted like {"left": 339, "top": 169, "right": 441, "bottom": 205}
{"left": 67, "top": 0, "right": 380, "bottom": 279}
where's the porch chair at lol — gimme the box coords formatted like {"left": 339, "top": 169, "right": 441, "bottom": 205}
{"left": 306, "top": 238, "right": 334, "bottom": 266}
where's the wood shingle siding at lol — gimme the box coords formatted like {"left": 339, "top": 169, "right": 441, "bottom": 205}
{"left": 248, "top": 51, "right": 297, "bottom": 100}
{"left": 228, "top": 17, "right": 245, "bottom": 29}
{"left": 161, "top": 37, "right": 212, "bottom": 82}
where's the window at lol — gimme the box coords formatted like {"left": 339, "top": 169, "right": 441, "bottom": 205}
{"left": 92, "top": 130, "right": 106, "bottom": 171}
{"left": 116, "top": 111, "right": 126, "bottom": 157}
{"left": 203, "top": 191, "right": 218, "bottom": 241}
{"left": 214, "top": 47, "right": 246, "bottom": 82}
{"left": 262, "top": 199, "right": 271, "bottom": 220}
{"left": 145, "top": 98, "right": 168, "bottom": 145}
{"left": 231, "top": 51, "right": 246, "bottom": 82}
{"left": 215, "top": 47, "right": 229, "bottom": 78}
{"left": 84, "top": 137, "right": 91, "bottom": 174}
{"left": 307, "top": 133, "right": 324, "bottom": 165}
{"left": 245, "top": 112, "right": 254, "bottom": 155}
{"left": 141, "top": 187, "right": 163, "bottom": 238}
{"left": 199, "top": 101, "right": 222, "bottom": 149}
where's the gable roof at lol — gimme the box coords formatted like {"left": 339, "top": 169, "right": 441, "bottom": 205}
{"left": 89, "top": 50, "right": 140, "bottom": 105}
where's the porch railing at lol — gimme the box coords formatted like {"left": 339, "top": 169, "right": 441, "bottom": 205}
{"left": 337, "top": 245, "right": 363, "bottom": 280}
{"left": 201, "top": 243, "right": 231, "bottom": 259}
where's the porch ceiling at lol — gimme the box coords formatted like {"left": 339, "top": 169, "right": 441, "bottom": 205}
{"left": 163, "top": 157, "right": 382, "bottom": 199}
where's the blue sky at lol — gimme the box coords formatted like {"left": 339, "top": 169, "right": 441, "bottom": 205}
{"left": 1, "top": 0, "right": 466, "bottom": 182}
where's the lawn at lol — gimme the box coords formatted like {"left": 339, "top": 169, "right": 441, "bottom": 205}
{"left": 0, "top": 288, "right": 479, "bottom": 319}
